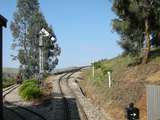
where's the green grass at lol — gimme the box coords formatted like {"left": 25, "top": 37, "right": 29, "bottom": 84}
{"left": 81, "top": 50, "right": 160, "bottom": 119}
{"left": 19, "top": 79, "right": 42, "bottom": 101}
{"left": 91, "top": 53, "right": 160, "bottom": 84}
{"left": 90, "top": 55, "right": 134, "bottom": 85}
{"left": 83, "top": 53, "right": 160, "bottom": 104}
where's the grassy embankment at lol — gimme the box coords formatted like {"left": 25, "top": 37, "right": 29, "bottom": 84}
{"left": 80, "top": 49, "right": 160, "bottom": 120}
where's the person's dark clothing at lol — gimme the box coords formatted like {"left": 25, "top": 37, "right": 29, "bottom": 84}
{"left": 125, "top": 106, "right": 139, "bottom": 120}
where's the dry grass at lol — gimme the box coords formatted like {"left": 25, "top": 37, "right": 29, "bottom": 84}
{"left": 146, "top": 71, "right": 160, "bottom": 82}
{"left": 40, "top": 75, "right": 56, "bottom": 100}
{"left": 32, "top": 75, "right": 57, "bottom": 105}
{"left": 80, "top": 55, "right": 160, "bottom": 120}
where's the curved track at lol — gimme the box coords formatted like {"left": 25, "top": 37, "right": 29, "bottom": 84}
{"left": 66, "top": 73, "right": 88, "bottom": 120}
{"left": 58, "top": 73, "right": 70, "bottom": 120}
{"left": 3, "top": 84, "right": 17, "bottom": 92}
{"left": 58, "top": 72, "right": 88, "bottom": 120}
{"left": 3, "top": 70, "right": 88, "bottom": 120}
{"left": 3, "top": 84, "right": 20, "bottom": 98}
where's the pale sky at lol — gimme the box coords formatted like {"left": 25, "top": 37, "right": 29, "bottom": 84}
{"left": 1, "top": 0, "right": 122, "bottom": 68}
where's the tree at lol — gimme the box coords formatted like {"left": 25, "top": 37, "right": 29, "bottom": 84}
{"left": 112, "top": 0, "right": 160, "bottom": 63}
{"left": 10, "top": 0, "right": 60, "bottom": 78}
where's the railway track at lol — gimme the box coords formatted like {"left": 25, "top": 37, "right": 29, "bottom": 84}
{"left": 3, "top": 69, "right": 88, "bottom": 120}
{"left": 58, "top": 72, "right": 88, "bottom": 120}
{"left": 65, "top": 72, "right": 108, "bottom": 120}
{"left": 3, "top": 84, "right": 20, "bottom": 98}
{"left": 4, "top": 101, "right": 47, "bottom": 120}
{"left": 3, "top": 84, "right": 17, "bottom": 92}
{"left": 66, "top": 73, "right": 88, "bottom": 120}
{"left": 3, "top": 106, "right": 27, "bottom": 120}
{"left": 3, "top": 84, "right": 47, "bottom": 120}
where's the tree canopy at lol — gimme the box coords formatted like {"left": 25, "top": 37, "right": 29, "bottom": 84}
{"left": 10, "top": 0, "right": 61, "bottom": 78}
{"left": 112, "top": 0, "right": 160, "bottom": 62}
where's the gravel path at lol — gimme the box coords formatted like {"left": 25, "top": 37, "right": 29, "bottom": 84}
{"left": 68, "top": 72, "right": 111, "bottom": 120}
{"left": 3, "top": 72, "right": 111, "bottom": 120}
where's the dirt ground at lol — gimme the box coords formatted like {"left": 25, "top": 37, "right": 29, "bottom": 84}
{"left": 79, "top": 61, "right": 160, "bottom": 120}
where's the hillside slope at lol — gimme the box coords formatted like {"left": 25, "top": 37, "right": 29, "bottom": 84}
{"left": 80, "top": 55, "right": 160, "bottom": 120}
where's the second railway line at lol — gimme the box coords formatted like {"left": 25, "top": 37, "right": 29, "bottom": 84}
{"left": 51, "top": 71, "right": 88, "bottom": 120}
{"left": 3, "top": 82, "right": 47, "bottom": 120}
{"left": 58, "top": 72, "right": 88, "bottom": 120}
{"left": 3, "top": 68, "right": 108, "bottom": 120}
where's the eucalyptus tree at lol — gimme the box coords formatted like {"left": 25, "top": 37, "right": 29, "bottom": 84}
{"left": 112, "top": 0, "right": 160, "bottom": 63}
{"left": 10, "top": 0, "right": 60, "bottom": 78}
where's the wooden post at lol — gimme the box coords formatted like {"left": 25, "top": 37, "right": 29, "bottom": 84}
{"left": 143, "top": 18, "right": 151, "bottom": 64}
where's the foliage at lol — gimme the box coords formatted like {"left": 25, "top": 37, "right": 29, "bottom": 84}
{"left": 10, "top": 0, "right": 61, "bottom": 79}
{"left": 101, "top": 66, "right": 112, "bottom": 76}
{"left": 42, "top": 72, "right": 50, "bottom": 79}
{"left": 93, "top": 60, "right": 112, "bottom": 75}
{"left": 127, "top": 56, "right": 143, "bottom": 66}
{"left": 93, "top": 61, "right": 102, "bottom": 69}
{"left": 112, "top": 0, "right": 160, "bottom": 60}
{"left": 19, "top": 79, "right": 42, "bottom": 101}
{"left": 81, "top": 54, "right": 160, "bottom": 120}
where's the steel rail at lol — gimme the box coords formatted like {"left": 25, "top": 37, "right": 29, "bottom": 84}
{"left": 4, "top": 101, "right": 47, "bottom": 120}
{"left": 3, "top": 83, "right": 47, "bottom": 120}
{"left": 58, "top": 73, "right": 70, "bottom": 120}
{"left": 3, "top": 84, "right": 20, "bottom": 98}
{"left": 3, "top": 84, "right": 17, "bottom": 92}
{"left": 66, "top": 72, "right": 88, "bottom": 120}
{"left": 3, "top": 106, "right": 27, "bottom": 120}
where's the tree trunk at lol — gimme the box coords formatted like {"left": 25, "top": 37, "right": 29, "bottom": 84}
{"left": 142, "top": 18, "right": 151, "bottom": 64}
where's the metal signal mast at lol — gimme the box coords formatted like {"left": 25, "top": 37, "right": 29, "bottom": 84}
{"left": 39, "top": 28, "right": 57, "bottom": 76}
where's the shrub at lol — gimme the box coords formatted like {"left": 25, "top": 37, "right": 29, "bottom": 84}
{"left": 43, "top": 72, "right": 50, "bottom": 79}
{"left": 93, "top": 61, "right": 102, "bottom": 69}
{"left": 19, "top": 79, "right": 42, "bottom": 101}
{"left": 100, "top": 66, "right": 112, "bottom": 76}
{"left": 127, "top": 56, "right": 142, "bottom": 67}
{"left": 19, "top": 80, "right": 37, "bottom": 91}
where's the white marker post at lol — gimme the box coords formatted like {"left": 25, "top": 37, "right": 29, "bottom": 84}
{"left": 107, "top": 70, "right": 112, "bottom": 88}
{"left": 91, "top": 60, "right": 95, "bottom": 80}
{"left": 92, "top": 62, "right": 94, "bottom": 79}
